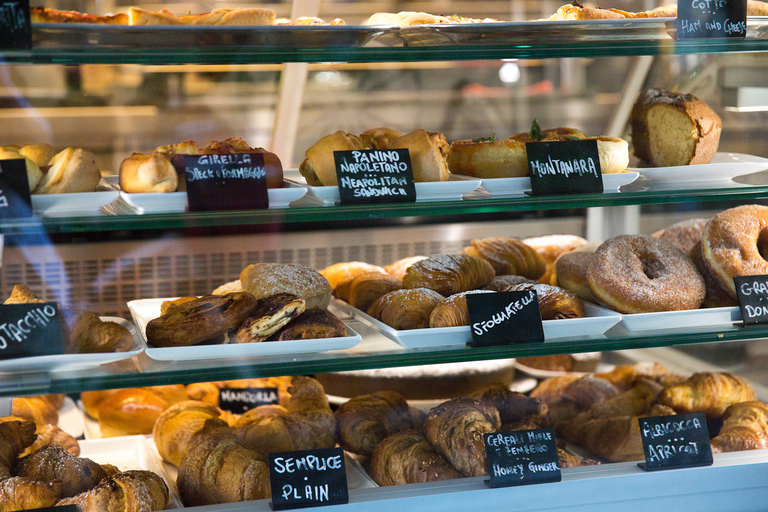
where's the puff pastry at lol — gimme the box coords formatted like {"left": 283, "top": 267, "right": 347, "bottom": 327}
{"left": 403, "top": 253, "right": 495, "bottom": 295}
{"left": 368, "top": 288, "right": 444, "bottom": 330}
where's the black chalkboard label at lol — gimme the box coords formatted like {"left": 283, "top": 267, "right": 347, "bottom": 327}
{"left": 734, "top": 275, "right": 768, "bottom": 326}
{"left": 26, "top": 506, "right": 76, "bottom": 512}
{"left": 269, "top": 447, "right": 348, "bottom": 511}
{"left": 638, "top": 413, "right": 713, "bottom": 471}
{"left": 0, "top": 158, "right": 33, "bottom": 219}
{"left": 484, "top": 428, "right": 561, "bottom": 488}
{"left": 182, "top": 153, "right": 268, "bottom": 212}
{"left": 334, "top": 149, "right": 416, "bottom": 205}
{"left": 466, "top": 291, "right": 544, "bottom": 348}
{"left": 0, "top": 303, "right": 65, "bottom": 360}
{"left": 219, "top": 386, "right": 279, "bottom": 414}
{"left": 0, "top": 0, "right": 31, "bottom": 49}
{"left": 677, "top": 0, "right": 746, "bottom": 39}
{"left": 526, "top": 140, "right": 603, "bottom": 196}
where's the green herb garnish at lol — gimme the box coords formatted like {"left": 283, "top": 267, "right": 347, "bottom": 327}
{"left": 530, "top": 119, "right": 544, "bottom": 141}
{"left": 472, "top": 134, "right": 496, "bottom": 143}
{"left": 564, "top": 135, "right": 580, "bottom": 141}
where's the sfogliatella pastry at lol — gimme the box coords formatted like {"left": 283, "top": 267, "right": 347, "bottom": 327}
{"left": 240, "top": 263, "right": 332, "bottom": 310}
{"left": 384, "top": 255, "right": 427, "bottom": 280}
{"left": 503, "top": 282, "right": 585, "bottom": 320}
{"left": 631, "top": 89, "right": 721, "bottom": 167}
{"left": 462, "top": 237, "right": 546, "bottom": 279}
{"left": 368, "top": 288, "right": 444, "bottom": 330}
{"left": 403, "top": 253, "right": 495, "bottom": 295}
{"left": 345, "top": 272, "right": 402, "bottom": 312}
{"left": 428, "top": 290, "right": 495, "bottom": 328}
{"left": 320, "top": 261, "right": 386, "bottom": 299}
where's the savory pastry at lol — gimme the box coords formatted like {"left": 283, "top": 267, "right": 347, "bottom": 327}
{"left": 0, "top": 477, "right": 62, "bottom": 511}
{"left": 299, "top": 130, "right": 365, "bottom": 186}
{"left": 555, "top": 250, "right": 597, "bottom": 302}
{"left": 424, "top": 398, "right": 501, "bottom": 477}
{"left": 31, "top": 7, "right": 128, "bottom": 23}
{"left": 711, "top": 401, "right": 768, "bottom": 453}
{"left": 4, "top": 284, "right": 44, "bottom": 304}
{"left": 386, "top": 129, "right": 451, "bottom": 182}
{"left": 522, "top": 234, "right": 588, "bottom": 285}
{"left": 529, "top": 374, "right": 582, "bottom": 406}
{"left": 570, "top": 379, "right": 664, "bottom": 423}
{"left": 145, "top": 292, "right": 259, "bottom": 347}
{"left": 546, "top": 3, "right": 626, "bottom": 20}
{"left": 546, "top": 376, "right": 621, "bottom": 427}
{"left": 655, "top": 372, "right": 756, "bottom": 418}
{"left": 119, "top": 152, "right": 178, "bottom": 193}
{"left": 403, "top": 253, "right": 495, "bottom": 295}
{"left": 360, "top": 127, "right": 404, "bottom": 149}
{"left": 240, "top": 263, "right": 332, "bottom": 310}
{"left": 18, "top": 143, "right": 56, "bottom": 167}
{"left": 16, "top": 444, "right": 110, "bottom": 497}
{"left": 587, "top": 235, "right": 705, "bottom": 313}
{"left": 34, "top": 147, "right": 101, "bottom": 194}
{"left": 0, "top": 148, "right": 43, "bottom": 191}
{"left": 652, "top": 218, "right": 708, "bottom": 254}
{"left": 63, "top": 309, "right": 134, "bottom": 354}
{"left": 320, "top": 261, "right": 387, "bottom": 299}
{"left": 335, "top": 391, "right": 416, "bottom": 456}
{"left": 236, "top": 293, "right": 306, "bottom": 343}
{"left": 462, "top": 237, "right": 546, "bottom": 279}
{"left": 503, "top": 282, "right": 586, "bottom": 320}
{"left": 368, "top": 288, "right": 444, "bottom": 330}
{"left": 701, "top": 204, "right": 768, "bottom": 298}
{"left": 57, "top": 470, "right": 169, "bottom": 511}
{"left": 266, "top": 308, "right": 348, "bottom": 341}
{"left": 128, "top": 6, "right": 276, "bottom": 25}
{"left": 369, "top": 429, "right": 464, "bottom": 486}
{"left": 152, "top": 400, "right": 228, "bottom": 466}
{"left": 447, "top": 136, "right": 528, "bottom": 179}
{"left": 631, "top": 89, "right": 721, "bottom": 167}
{"left": 428, "top": 290, "right": 495, "bottom": 328}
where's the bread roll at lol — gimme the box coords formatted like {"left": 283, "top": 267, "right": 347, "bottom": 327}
{"left": 240, "top": 263, "right": 332, "bottom": 309}
{"left": 386, "top": 129, "right": 450, "bottom": 182}
{"left": 360, "top": 127, "right": 403, "bottom": 149}
{"left": 34, "top": 147, "right": 101, "bottom": 194}
{"left": 19, "top": 143, "right": 56, "bottom": 167}
{"left": 299, "top": 130, "right": 365, "bottom": 186}
{"left": 119, "top": 152, "right": 178, "bottom": 193}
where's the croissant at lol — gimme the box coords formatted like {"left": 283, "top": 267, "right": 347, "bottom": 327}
{"left": 470, "top": 382, "right": 548, "bottom": 425}
{"left": 0, "top": 421, "right": 36, "bottom": 479}
{"left": 347, "top": 272, "right": 403, "bottom": 312}
{"left": 594, "top": 362, "right": 686, "bottom": 391}
{"left": 16, "top": 444, "right": 109, "bottom": 498}
{"left": 320, "top": 261, "right": 387, "bottom": 300}
{"left": 529, "top": 374, "right": 581, "bottom": 406}
{"left": 0, "top": 477, "right": 62, "bottom": 511}
{"left": 11, "top": 396, "right": 58, "bottom": 425}
{"left": 369, "top": 429, "right": 464, "bottom": 486}
{"left": 368, "top": 288, "right": 444, "bottom": 330}
{"left": 711, "top": 401, "right": 768, "bottom": 453}
{"left": 424, "top": 398, "right": 501, "bottom": 477}
{"left": 64, "top": 309, "right": 134, "bottom": 354}
{"left": 403, "top": 254, "right": 495, "bottom": 295}
{"left": 22, "top": 423, "right": 80, "bottom": 457}
{"left": 503, "top": 282, "right": 585, "bottom": 320}
{"left": 57, "top": 470, "right": 169, "bottom": 512}
{"left": 428, "top": 290, "right": 496, "bottom": 328}
{"left": 569, "top": 378, "right": 664, "bottom": 424}
{"left": 546, "top": 376, "right": 621, "bottom": 428}
{"left": 4, "top": 284, "right": 44, "bottom": 304}
{"left": 335, "top": 391, "right": 416, "bottom": 456}
{"left": 462, "top": 237, "right": 546, "bottom": 279}
{"left": 152, "top": 400, "right": 226, "bottom": 466}
{"left": 177, "top": 435, "right": 270, "bottom": 506}
{"left": 655, "top": 372, "right": 756, "bottom": 418}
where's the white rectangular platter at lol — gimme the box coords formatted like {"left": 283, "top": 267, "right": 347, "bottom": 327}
{"left": 333, "top": 299, "right": 621, "bottom": 348}
{"left": 475, "top": 172, "right": 639, "bottom": 197}
{"left": 31, "top": 190, "right": 120, "bottom": 217}
{"left": 619, "top": 306, "right": 742, "bottom": 332}
{"left": 630, "top": 152, "right": 768, "bottom": 190}
{"left": 128, "top": 297, "right": 362, "bottom": 360}
{"left": 0, "top": 317, "right": 144, "bottom": 372}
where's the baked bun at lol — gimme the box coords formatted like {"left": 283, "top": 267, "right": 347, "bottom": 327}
{"left": 80, "top": 389, "right": 122, "bottom": 419}
{"left": 447, "top": 137, "right": 527, "bottom": 179}
{"left": 631, "top": 89, "right": 721, "bottom": 167}
{"left": 360, "top": 127, "right": 403, "bottom": 149}
{"left": 240, "top": 263, "right": 332, "bottom": 309}
{"left": 387, "top": 129, "right": 450, "bottom": 182}
{"left": 34, "top": 147, "right": 101, "bottom": 194}
{"left": 19, "top": 143, "right": 56, "bottom": 167}
{"left": 97, "top": 387, "right": 181, "bottom": 437}
{"left": 0, "top": 149, "right": 43, "bottom": 191}
{"left": 591, "top": 136, "right": 630, "bottom": 174}
{"left": 299, "top": 130, "right": 365, "bottom": 186}
{"left": 119, "top": 152, "right": 178, "bottom": 193}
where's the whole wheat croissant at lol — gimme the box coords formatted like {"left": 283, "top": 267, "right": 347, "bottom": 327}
{"left": 403, "top": 254, "right": 495, "bottom": 295}
{"left": 57, "top": 470, "right": 169, "bottom": 512}
{"left": 711, "top": 401, "right": 768, "bottom": 453}
{"left": 569, "top": 378, "right": 664, "bottom": 424}
{"left": 0, "top": 420, "right": 36, "bottom": 479}
{"left": 462, "top": 237, "right": 545, "bottom": 279}
{"left": 655, "top": 372, "right": 756, "bottom": 418}
{"left": 424, "top": 398, "right": 500, "bottom": 477}
{"left": 369, "top": 429, "right": 464, "bottom": 486}
{"left": 469, "top": 382, "right": 548, "bottom": 425}
{"left": 16, "top": 444, "right": 110, "bottom": 498}
{"left": 0, "top": 477, "right": 62, "bottom": 511}
{"left": 335, "top": 391, "right": 416, "bottom": 456}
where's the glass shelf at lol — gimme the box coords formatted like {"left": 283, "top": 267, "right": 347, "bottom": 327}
{"left": 0, "top": 317, "right": 764, "bottom": 397}
{"left": 4, "top": 184, "right": 768, "bottom": 237}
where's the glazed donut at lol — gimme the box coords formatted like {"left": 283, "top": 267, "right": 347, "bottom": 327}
{"left": 701, "top": 204, "right": 768, "bottom": 298}
{"left": 652, "top": 218, "right": 708, "bottom": 254}
{"left": 555, "top": 250, "right": 597, "bottom": 303}
{"left": 587, "top": 235, "right": 705, "bottom": 313}
{"left": 522, "top": 234, "right": 587, "bottom": 285}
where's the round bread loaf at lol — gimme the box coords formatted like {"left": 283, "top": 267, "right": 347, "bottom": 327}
{"left": 240, "top": 263, "right": 332, "bottom": 309}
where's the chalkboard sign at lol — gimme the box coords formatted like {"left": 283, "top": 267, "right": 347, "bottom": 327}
{"left": 734, "top": 275, "right": 768, "bottom": 326}
{"left": 466, "top": 290, "right": 544, "bottom": 348}
{"left": 269, "top": 447, "right": 348, "bottom": 511}
{"left": 219, "top": 386, "right": 279, "bottom": 414}
{"left": 0, "top": 0, "right": 31, "bottom": 49}
{"left": 26, "top": 506, "right": 76, "bottom": 512}
{"left": 0, "top": 303, "right": 65, "bottom": 361}
{"left": 0, "top": 158, "right": 33, "bottom": 219}
{"left": 526, "top": 140, "right": 603, "bottom": 196}
{"left": 677, "top": 0, "right": 746, "bottom": 39}
{"left": 484, "top": 428, "right": 561, "bottom": 488}
{"left": 334, "top": 148, "right": 416, "bottom": 205}
{"left": 638, "top": 413, "right": 713, "bottom": 471}
{"left": 182, "top": 153, "right": 269, "bottom": 212}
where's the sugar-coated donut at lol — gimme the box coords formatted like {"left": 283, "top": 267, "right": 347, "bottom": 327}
{"left": 652, "top": 218, "right": 707, "bottom": 254}
{"left": 689, "top": 241, "right": 738, "bottom": 308}
{"left": 556, "top": 250, "right": 596, "bottom": 303}
{"left": 522, "top": 234, "right": 587, "bottom": 285}
{"left": 587, "top": 235, "right": 705, "bottom": 313}
{"left": 701, "top": 204, "right": 768, "bottom": 298}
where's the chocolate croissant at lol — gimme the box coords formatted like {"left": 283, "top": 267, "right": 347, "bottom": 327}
{"left": 711, "top": 401, "right": 768, "bottom": 453}
{"left": 347, "top": 272, "right": 403, "bottom": 312}
{"left": 462, "top": 237, "right": 546, "bottom": 279}
{"left": 424, "top": 398, "right": 501, "bottom": 477}
{"left": 403, "top": 254, "right": 495, "bottom": 296}
{"left": 503, "top": 282, "right": 585, "bottom": 320}
{"left": 368, "top": 288, "right": 444, "bottom": 330}
{"left": 655, "top": 372, "right": 756, "bottom": 418}
{"left": 335, "top": 391, "right": 416, "bottom": 456}
{"left": 428, "top": 290, "right": 496, "bottom": 328}
{"left": 369, "top": 429, "right": 464, "bottom": 486}
{"left": 0, "top": 477, "right": 62, "bottom": 511}
{"left": 266, "top": 308, "right": 347, "bottom": 341}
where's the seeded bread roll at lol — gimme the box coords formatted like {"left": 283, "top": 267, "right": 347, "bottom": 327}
{"left": 240, "top": 263, "right": 332, "bottom": 310}
{"left": 631, "top": 89, "right": 721, "bottom": 167}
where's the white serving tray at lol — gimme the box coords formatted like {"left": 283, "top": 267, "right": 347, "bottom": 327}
{"left": 511, "top": 357, "right": 615, "bottom": 379}
{"left": 0, "top": 317, "right": 144, "bottom": 372}
{"left": 128, "top": 297, "right": 362, "bottom": 361}
{"left": 80, "top": 436, "right": 183, "bottom": 508}
{"left": 333, "top": 299, "right": 621, "bottom": 348}
{"left": 631, "top": 152, "right": 768, "bottom": 189}
{"left": 475, "top": 172, "right": 639, "bottom": 197}
{"left": 618, "top": 306, "right": 742, "bottom": 332}
{"left": 58, "top": 396, "right": 85, "bottom": 439}
{"left": 31, "top": 190, "right": 120, "bottom": 217}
